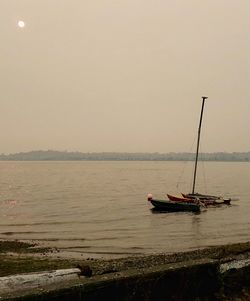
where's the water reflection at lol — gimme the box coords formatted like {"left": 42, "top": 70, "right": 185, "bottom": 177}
{"left": 150, "top": 207, "right": 201, "bottom": 215}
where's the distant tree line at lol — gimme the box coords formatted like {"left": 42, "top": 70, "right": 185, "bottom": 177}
{"left": 0, "top": 150, "right": 250, "bottom": 161}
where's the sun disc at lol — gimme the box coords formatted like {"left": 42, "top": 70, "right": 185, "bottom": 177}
{"left": 18, "top": 20, "right": 25, "bottom": 28}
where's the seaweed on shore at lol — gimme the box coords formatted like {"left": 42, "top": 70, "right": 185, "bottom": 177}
{"left": 0, "top": 240, "right": 249, "bottom": 278}
{"left": 0, "top": 240, "right": 50, "bottom": 254}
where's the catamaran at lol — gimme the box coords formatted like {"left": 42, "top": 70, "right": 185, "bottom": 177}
{"left": 148, "top": 96, "right": 233, "bottom": 212}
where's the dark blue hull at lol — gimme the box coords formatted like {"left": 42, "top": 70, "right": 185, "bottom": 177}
{"left": 150, "top": 199, "right": 200, "bottom": 212}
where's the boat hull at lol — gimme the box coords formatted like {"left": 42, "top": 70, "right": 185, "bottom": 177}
{"left": 167, "top": 194, "right": 194, "bottom": 203}
{"left": 150, "top": 199, "right": 200, "bottom": 212}
{"left": 181, "top": 193, "right": 231, "bottom": 205}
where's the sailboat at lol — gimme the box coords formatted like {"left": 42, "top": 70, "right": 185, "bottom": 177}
{"left": 148, "top": 195, "right": 201, "bottom": 212}
{"left": 148, "top": 96, "right": 231, "bottom": 212}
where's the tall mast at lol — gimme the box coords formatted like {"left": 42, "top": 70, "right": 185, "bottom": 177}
{"left": 191, "top": 96, "right": 208, "bottom": 194}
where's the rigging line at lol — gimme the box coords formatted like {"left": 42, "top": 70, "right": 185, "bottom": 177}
{"left": 199, "top": 143, "right": 208, "bottom": 194}
{"left": 176, "top": 135, "right": 196, "bottom": 191}
{"left": 190, "top": 138, "right": 197, "bottom": 193}
{"left": 190, "top": 156, "right": 195, "bottom": 193}
{"left": 189, "top": 142, "right": 207, "bottom": 193}
{"left": 189, "top": 139, "right": 208, "bottom": 193}
{"left": 189, "top": 139, "right": 204, "bottom": 191}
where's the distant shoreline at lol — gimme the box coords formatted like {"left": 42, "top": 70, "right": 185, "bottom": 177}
{"left": 0, "top": 150, "right": 250, "bottom": 162}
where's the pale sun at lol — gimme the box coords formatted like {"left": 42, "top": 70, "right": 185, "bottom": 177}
{"left": 18, "top": 20, "right": 25, "bottom": 28}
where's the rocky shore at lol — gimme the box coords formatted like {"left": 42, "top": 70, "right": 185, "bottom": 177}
{"left": 1, "top": 240, "right": 250, "bottom": 300}
{"left": 0, "top": 240, "right": 249, "bottom": 275}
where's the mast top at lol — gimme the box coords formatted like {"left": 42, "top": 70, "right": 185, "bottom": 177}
{"left": 202, "top": 96, "right": 208, "bottom": 100}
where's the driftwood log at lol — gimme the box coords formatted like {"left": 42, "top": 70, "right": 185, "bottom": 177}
{"left": 0, "top": 268, "right": 82, "bottom": 295}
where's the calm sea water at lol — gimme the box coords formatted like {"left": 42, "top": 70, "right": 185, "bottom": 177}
{"left": 0, "top": 161, "right": 249, "bottom": 258}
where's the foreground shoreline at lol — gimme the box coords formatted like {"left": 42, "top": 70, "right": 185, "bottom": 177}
{"left": 1, "top": 239, "right": 250, "bottom": 276}
{"left": 0, "top": 240, "right": 250, "bottom": 300}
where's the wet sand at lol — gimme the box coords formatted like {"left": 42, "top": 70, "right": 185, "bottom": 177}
{"left": 0, "top": 239, "right": 249, "bottom": 277}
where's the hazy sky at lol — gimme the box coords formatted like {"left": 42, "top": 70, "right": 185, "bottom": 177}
{"left": 1, "top": 1, "right": 250, "bottom": 154}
